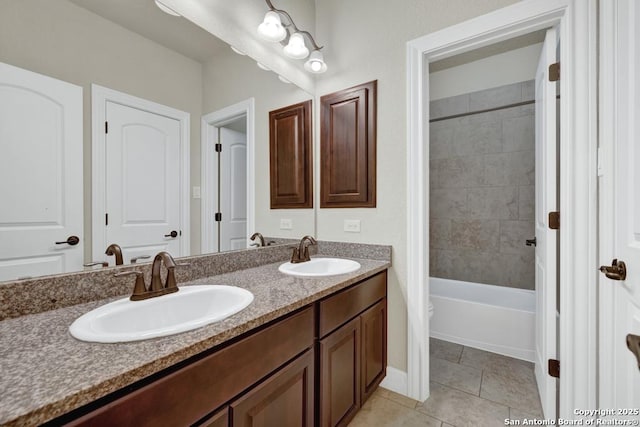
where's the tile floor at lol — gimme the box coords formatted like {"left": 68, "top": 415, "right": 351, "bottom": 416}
{"left": 348, "top": 338, "right": 543, "bottom": 427}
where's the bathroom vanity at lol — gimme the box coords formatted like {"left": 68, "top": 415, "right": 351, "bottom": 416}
{"left": 0, "top": 242, "right": 390, "bottom": 427}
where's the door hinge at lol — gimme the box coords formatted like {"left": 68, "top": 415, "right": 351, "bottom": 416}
{"left": 549, "top": 62, "right": 560, "bottom": 82}
{"left": 105, "top": 213, "right": 108, "bottom": 226}
{"left": 215, "top": 212, "right": 222, "bottom": 222}
{"left": 105, "top": 121, "right": 108, "bottom": 134}
{"left": 549, "top": 211, "right": 560, "bottom": 230}
{"left": 548, "top": 359, "right": 560, "bottom": 378}
{"left": 215, "top": 143, "right": 222, "bottom": 152}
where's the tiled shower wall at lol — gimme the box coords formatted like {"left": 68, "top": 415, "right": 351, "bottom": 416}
{"left": 429, "top": 81, "right": 535, "bottom": 290}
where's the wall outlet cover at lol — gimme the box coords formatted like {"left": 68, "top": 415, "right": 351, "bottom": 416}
{"left": 344, "top": 219, "right": 361, "bottom": 233}
{"left": 280, "top": 219, "right": 293, "bottom": 230}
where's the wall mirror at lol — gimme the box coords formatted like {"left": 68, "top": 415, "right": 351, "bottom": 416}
{"left": 0, "top": 0, "right": 316, "bottom": 283}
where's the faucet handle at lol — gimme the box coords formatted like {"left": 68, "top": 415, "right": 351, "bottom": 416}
{"left": 115, "top": 270, "right": 147, "bottom": 299}
{"left": 130, "top": 255, "right": 151, "bottom": 264}
{"left": 84, "top": 261, "right": 108, "bottom": 268}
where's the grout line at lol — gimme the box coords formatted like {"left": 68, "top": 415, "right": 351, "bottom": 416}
{"left": 479, "top": 369, "right": 484, "bottom": 397}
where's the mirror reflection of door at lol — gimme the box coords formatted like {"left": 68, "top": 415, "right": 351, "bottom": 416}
{"left": 92, "top": 85, "right": 190, "bottom": 265}
{"left": 0, "top": 62, "right": 83, "bottom": 281}
{"left": 218, "top": 124, "right": 247, "bottom": 252}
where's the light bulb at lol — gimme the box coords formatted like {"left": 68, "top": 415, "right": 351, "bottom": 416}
{"left": 304, "top": 50, "right": 327, "bottom": 73}
{"left": 283, "top": 33, "right": 309, "bottom": 59}
{"left": 257, "top": 11, "right": 286, "bottom": 42}
{"left": 230, "top": 46, "right": 246, "bottom": 56}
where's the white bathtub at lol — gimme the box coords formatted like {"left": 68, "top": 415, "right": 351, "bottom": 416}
{"left": 430, "top": 277, "right": 535, "bottom": 362}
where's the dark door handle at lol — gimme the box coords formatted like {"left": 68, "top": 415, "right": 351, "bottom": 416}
{"left": 525, "top": 237, "right": 537, "bottom": 247}
{"left": 627, "top": 334, "right": 640, "bottom": 370}
{"left": 164, "top": 230, "right": 178, "bottom": 238}
{"left": 55, "top": 235, "right": 80, "bottom": 246}
{"left": 599, "top": 259, "right": 627, "bottom": 281}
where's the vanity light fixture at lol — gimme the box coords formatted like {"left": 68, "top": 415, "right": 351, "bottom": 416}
{"left": 154, "top": 0, "right": 181, "bottom": 17}
{"left": 257, "top": 0, "right": 327, "bottom": 73}
{"left": 256, "top": 62, "right": 271, "bottom": 71}
{"left": 278, "top": 75, "right": 291, "bottom": 84}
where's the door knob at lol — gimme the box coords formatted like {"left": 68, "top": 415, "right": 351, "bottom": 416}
{"left": 599, "top": 259, "right": 627, "bottom": 281}
{"left": 627, "top": 334, "right": 640, "bottom": 370}
{"left": 164, "top": 230, "right": 178, "bottom": 238}
{"left": 525, "top": 237, "right": 537, "bottom": 247}
{"left": 55, "top": 235, "right": 80, "bottom": 246}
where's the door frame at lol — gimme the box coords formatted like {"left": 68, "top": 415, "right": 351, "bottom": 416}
{"left": 91, "top": 84, "right": 191, "bottom": 261}
{"left": 201, "top": 98, "right": 255, "bottom": 253}
{"left": 405, "top": 0, "right": 598, "bottom": 417}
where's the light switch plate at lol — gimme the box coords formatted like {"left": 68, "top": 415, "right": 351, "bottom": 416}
{"left": 280, "top": 219, "right": 293, "bottom": 230}
{"left": 344, "top": 219, "right": 361, "bottom": 233}
{"left": 192, "top": 186, "right": 201, "bottom": 199}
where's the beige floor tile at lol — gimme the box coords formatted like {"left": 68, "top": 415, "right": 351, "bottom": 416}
{"left": 509, "top": 407, "right": 548, "bottom": 422}
{"left": 377, "top": 387, "right": 419, "bottom": 409}
{"left": 481, "top": 369, "right": 543, "bottom": 418}
{"left": 348, "top": 394, "right": 442, "bottom": 427}
{"left": 417, "top": 382, "right": 509, "bottom": 427}
{"left": 430, "top": 338, "right": 464, "bottom": 363}
{"left": 460, "top": 346, "right": 533, "bottom": 377}
{"left": 430, "top": 356, "right": 483, "bottom": 395}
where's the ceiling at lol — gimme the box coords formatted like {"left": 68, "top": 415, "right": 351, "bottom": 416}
{"left": 69, "top": 0, "right": 228, "bottom": 63}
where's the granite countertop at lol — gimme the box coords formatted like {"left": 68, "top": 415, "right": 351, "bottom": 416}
{"left": 0, "top": 256, "right": 390, "bottom": 427}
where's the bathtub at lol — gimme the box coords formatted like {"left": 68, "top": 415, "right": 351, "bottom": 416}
{"left": 430, "top": 277, "right": 535, "bottom": 362}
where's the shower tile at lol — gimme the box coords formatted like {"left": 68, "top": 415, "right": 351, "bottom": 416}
{"left": 430, "top": 126, "right": 454, "bottom": 160}
{"left": 430, "top": 156, "right": 484, "bottom": 189}
{"left": 430, "top": 219, "right": 451, "bottom": 250}
{"left": 430, "top": 356, "right": 483, "bottom": 395}
{"left": 450, "top": 220, "right": 499, "bottom": 251}
{"left": 451, "top": 119, "right": 502, "bottom": 157}
{"left": 430, "top": 188, "right": 468, "bottom": 219}
{"left": 349, "top": 394, "right": 441, "bottom": 427}
{"left": 430, "top": 338, "right": 463, "bottom": 363}
{"left": 484, "top": 151, "right": 535, "bottom": 187}
{"left": 468, "top": 82, "right": 523, "bottom": 111}
{"left": 444, "top": 250, "right": 497, "bottom": 284}
{"left": 499, "top": 221, "right": 535, "bottom": 255}
{"left": 430, "top": 93, "right": 469, "bottom": 119}
{"left": 431, "top": 250, "right": 454, "bottom": 278}
{"left": 467, "top": 187, "right": 518, "bottom": 220}
{"left": 498, "top": 252, "right": 535, "bottom": 289}
{"left": 518, "top": 186, "right": 535, "bottom": 220}
{"left": 521, "top": 80, "right": 536, "bottom": 102}
{"left": 503, "top": 114, "right": 535, "bottom": 152}
{"left": 481, "top": 369, "right": 543, "bottom": 418}
{"left": 417, "top": 382, "right": 509, "bottom": 427}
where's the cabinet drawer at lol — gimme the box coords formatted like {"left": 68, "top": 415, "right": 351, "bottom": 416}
{"left": 318, "top": 271, "right": 386, "bottom": 338}
{"left": 66, "top": 306, "right": 314, "bottom": 427}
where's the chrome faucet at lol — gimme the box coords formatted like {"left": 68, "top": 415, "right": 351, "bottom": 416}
{"left": 250, "top": 232, "right": 265, "bottom": 247}
{"left": 105, "top": 243, "right": 124, "bottom": 266}
{"left": 114, "top": 251, "right": 189, "bottom": 301}
{"left": 290, "top": 235, "right": 317, "bottom": 263}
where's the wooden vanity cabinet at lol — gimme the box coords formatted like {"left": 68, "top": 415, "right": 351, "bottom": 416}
{"left": 317, "top": 271, "right": 387, "bottom": 427}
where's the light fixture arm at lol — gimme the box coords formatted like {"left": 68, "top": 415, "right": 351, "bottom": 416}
{"left": 264, "top": 0, "right": 323, "bottom": 51}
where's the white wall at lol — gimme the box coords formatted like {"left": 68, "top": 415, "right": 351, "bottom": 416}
{"left": 0, "top": 0, "right": 203, "bottom": 259}
{"left": 202, "top": 49, "right": 315, "bottom": 239}
{"left": 430, "top": 43, "right": 543, "bottom": 100}
{"left": 314, "top": 0, "right": 519, "bottom": 373}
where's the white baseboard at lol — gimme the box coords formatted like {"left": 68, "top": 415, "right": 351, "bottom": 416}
{"left": 380, "top": 366, "right": 408, "bottom": 396}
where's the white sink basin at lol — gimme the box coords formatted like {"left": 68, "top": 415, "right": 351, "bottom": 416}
{"left": 69, "top": 285, "right": 254, "bottom": 343}
{"left": 278, "top": 257, "right": 361, "bottom": 277}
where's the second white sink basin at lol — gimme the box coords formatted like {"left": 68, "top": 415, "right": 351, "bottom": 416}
{"left": 279, "top": 257, "right": 361, "bottom": 277}
{"left": 69, "top": 285, "right": 254, "bottom": 343}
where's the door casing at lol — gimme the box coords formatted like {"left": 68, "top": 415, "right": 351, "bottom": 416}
{"left": 405, "top": 0, "right": 598, "bottom": 418}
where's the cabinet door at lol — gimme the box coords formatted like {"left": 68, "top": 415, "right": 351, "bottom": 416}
{"left": 199, "top": 407, "right": 228, "bottom": 427}
{"left": 231, "top": 349, "right": 314, "bottom": 427}
{"left": 361, "top": 299, "right": 387, "bottom": 403}
{"left": 319, "top": 317, "right": 361, "bottom": 427}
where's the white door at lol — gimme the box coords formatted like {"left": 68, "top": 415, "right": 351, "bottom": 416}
{"left": 0, "top": 62, "right": 83, "bottom": 281}
{"left": 534, "top": 27, "right": 558, "bottom": 420}
{"left": 105, "top": 101, "right": 183, "bottom": 263}
{"left": 219, "top": 127, "right": 247, "bottom": 251}
{"left": 599, "top": 0, "right": 640, "bottom": 416}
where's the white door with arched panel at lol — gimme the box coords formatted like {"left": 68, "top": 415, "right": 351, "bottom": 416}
{"left": 0, "top": 62, "right": 83, "bottom": 281}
